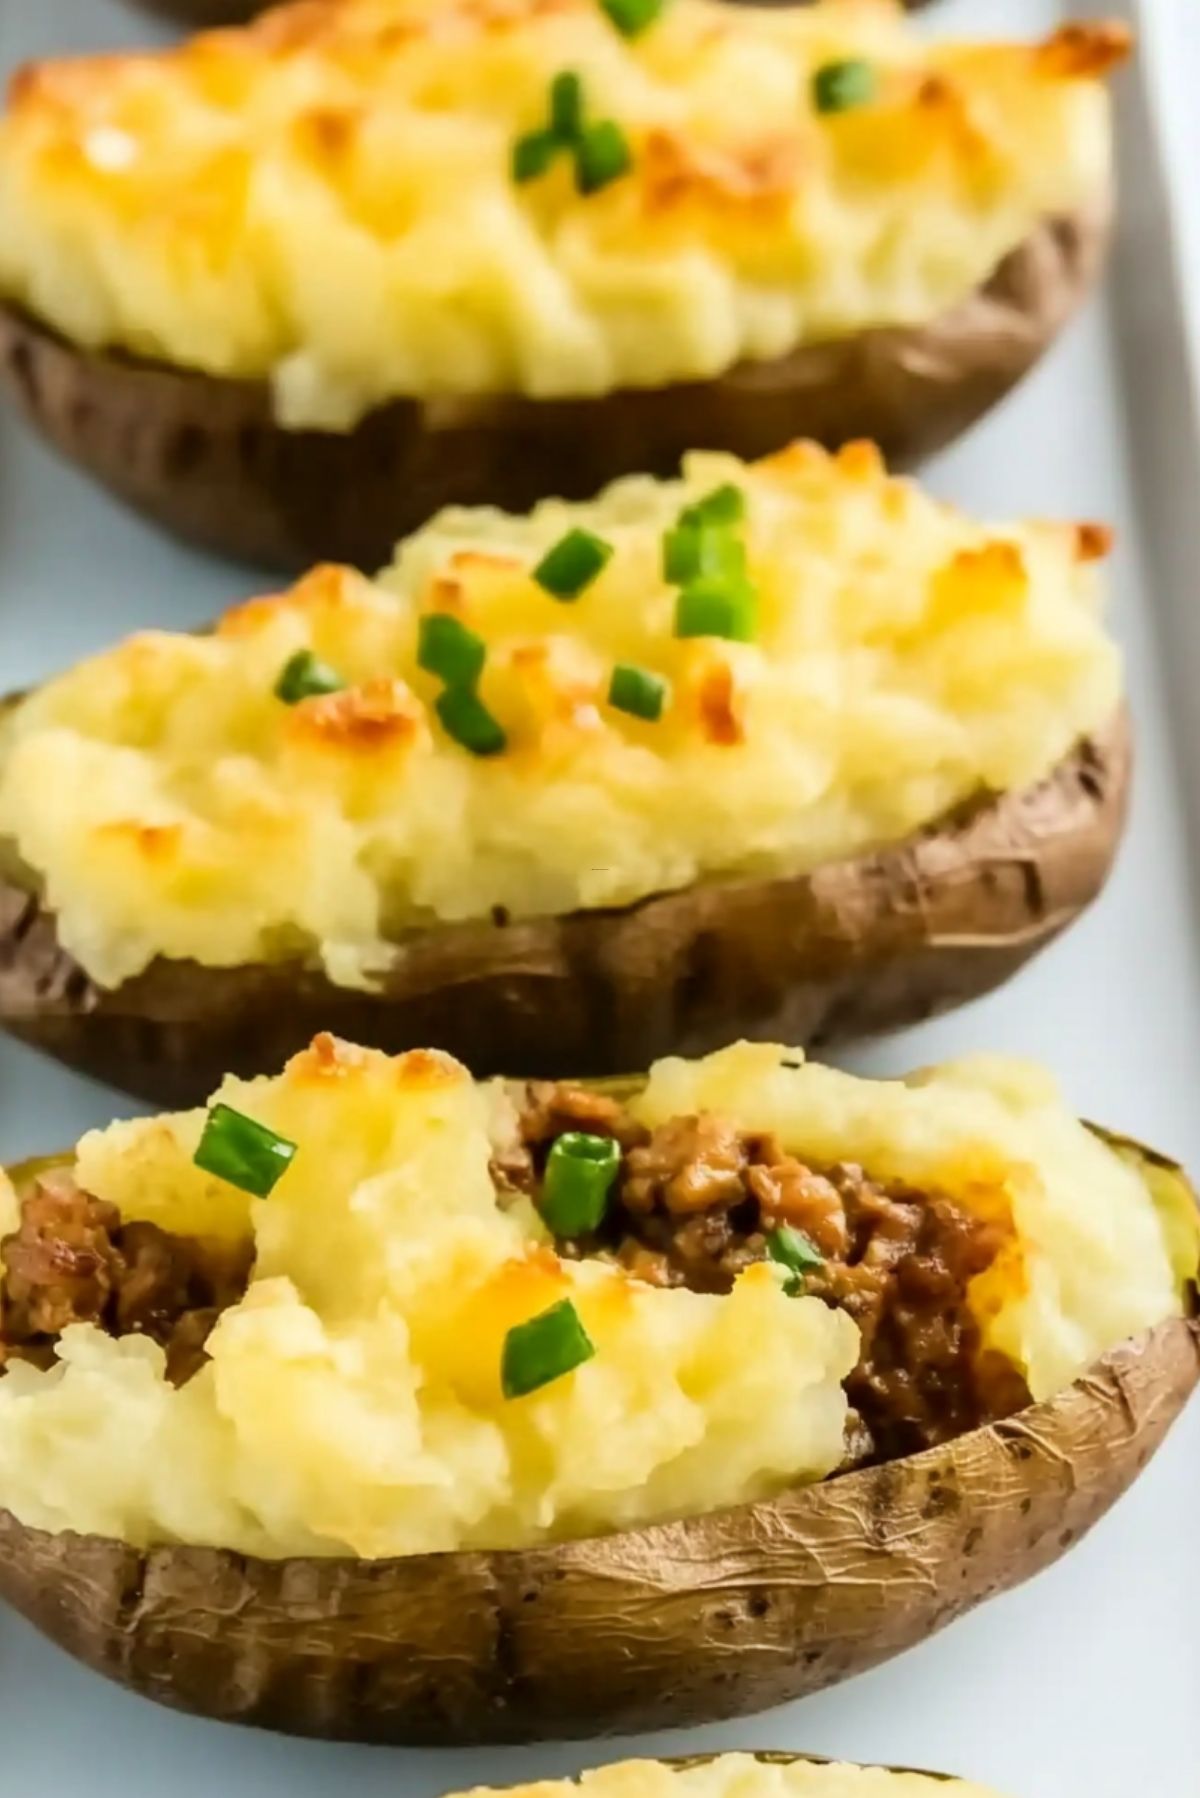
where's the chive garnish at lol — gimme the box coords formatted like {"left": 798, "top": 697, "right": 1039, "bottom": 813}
{"left": 599, "top": 0, "right": 666, "bottom": 37}
{"left": 674, "top": 576, "right": 758, "bottom": 643}
{"left": 662, "top": 521, "right": 746, "bottom": 586}
{"left": 274, "top": 650, "right": 344, "bottom": 704}
{"left": 680, "top": 484, "right": 746, "bottom": 530}
{"left": 550, "top": 70, "right": 585, "bottom": 140}
{"left": 513, "top": 72, "right": 634, "bottom": 196}
{"left": 575, "top": 119, "right": 633, "bottom": 194}
{"left": 418, "top": 613, "right": 487, "bottom": 689}
{"left": 767, "top": 1224, "right": 823, "bottom": 1296}
{"left": 512, "top": 128, "right": 561, "bottom": 183}
{"left": 608, "top": 663, "right": 668, "bottom": 722}
{"left": 812, "top": 58, "right": 877, "bottom": 115}
{"left": 436, "top": 686, "right": 507, "bottom": 756}
{"left": 533, "top": 527, "right": 614, "bottom": 599}
{"left": 540, "top": 1132, "right": 621, "bottom": 1236}
{"left": 502, "top": 1298, "right": 597, "bottom": 1398}
{"left": 194, "top": 1103, "right": 297, "bottom": 1198}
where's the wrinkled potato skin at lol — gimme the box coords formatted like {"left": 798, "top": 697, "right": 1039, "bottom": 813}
{"left": 0, "top": 711, "right": 1129, "bottom": 1107}
{"left": 0, "top": 207, "right": 1104, "bottom": 574}
{"left": 0, "top": 1306, "right": 1192, "bottom": 1742}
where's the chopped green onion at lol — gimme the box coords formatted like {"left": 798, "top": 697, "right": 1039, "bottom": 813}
{"left": 662, "top": 521, "right": 746, "bottom": 586}
{"left": 599, "top": 0, "right": 666, "bottom": 36}
{"left": 767, "top": 1223, "right": 823, "bottom": 1297}
{"left": 608, "top": 662, "right": 668, "bottom": 722}
{"left": 767, "top": 1223, "right": 823, "bottom": 1296}
{"left": 418, "top": 613, "right": 487, "bottom": 689}
{"left": 533, "top": 527, "right": 614, "bottom": 599}
{"left": 540, "top": 1132, "right": 621, "bottom": 1235}
{"left": 550, "top": 70, "right": 585, "bottom": 140}
{"left": 502, "top": 1298, "right": 596, "bottom": 1398}
{"left": 194, "top": 1103, "right": 297, "bottom": 1198}
{"left": 436, "top": 686, "right": 507, "bottom": 756}
{"left": 680, "top": 484, "right": 746, "bottom": 530}
{"left": 274, "top": 649, "right": 344, "bottom": 704}
{"left": 513, "top": 127, "right": 561, "bottom": 183}
{"left": 674, "top": 576, "right": 758, "bottom": 642}
{"left": 767, "top": 1224, "right": 823, "bottom": 1274}
{"left": 812, "top": 58, "right": 877, "bottom": 115}
{"left": 575, "top": 119, "right": 633, "bottom": 194}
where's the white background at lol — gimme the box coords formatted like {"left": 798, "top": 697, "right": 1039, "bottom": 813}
{"left": 0, "top": 2, "right": 1198, "bottom": 1795}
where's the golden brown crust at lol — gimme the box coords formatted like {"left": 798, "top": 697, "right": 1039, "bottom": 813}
{"left": 0, "top": 709, "right": 1130, "bottom": 1108}
{"left": 0, "top": 205, "right": 1107, "bottom": 574}
{"left": 0, "top": 1309, "right": 1191, "bottom": 1742}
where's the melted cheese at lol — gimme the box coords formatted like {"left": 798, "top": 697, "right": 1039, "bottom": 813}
{"left": 0, "top": 442, "right": 1122, "bottom": 990}
{"left": 0, "top": 0, "right": 1126, "bottom": 425}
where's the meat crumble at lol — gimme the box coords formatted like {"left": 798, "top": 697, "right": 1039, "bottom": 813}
{"left": 500, "top": 1080, "right": 1032, "bottom": 1465}
{"left": 1, "top": 1171, "right": 252, "bottom": 1385}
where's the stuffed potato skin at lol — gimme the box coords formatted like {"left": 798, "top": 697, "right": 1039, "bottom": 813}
{"left": 0, "top": 1125, "right": 1192, "bottom": 1744}
{"left": 0, "top": 709, "right": 1128, "bottom": 1107}
{"left": 0, "top": 0, "right": 1121, "bottom": 569}
{"left": 0, "top": 206, "right": 1104, "bottom": 573}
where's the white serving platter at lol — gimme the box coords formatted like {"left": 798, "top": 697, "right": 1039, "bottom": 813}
{"left": 1, "top": 1, "right": 1197, "bottom": 1795}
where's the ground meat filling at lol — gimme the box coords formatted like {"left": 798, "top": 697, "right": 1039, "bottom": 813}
{"left": 0, "top": 1172, "right": 253, "bottom": 1385}
{"left": 500, "top": 1082, "right": 1032, "bottom": 1465}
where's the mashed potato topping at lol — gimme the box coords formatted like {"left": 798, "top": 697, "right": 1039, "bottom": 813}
{"left": 0, "top": 1037, "right": 1189, "bottom": 1558}
{"left": 0, "top": 0, "right": 1126, "bottom": 426}
{"left": 0, "top": 443, "right": 1121, "bottom": 991}
{"left": 450, "top": 1756, "right": 1003, "bottom": 1798}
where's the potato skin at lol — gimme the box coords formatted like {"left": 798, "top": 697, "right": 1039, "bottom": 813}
{"left": 0, "top": 1303, "right": 1192, "bottom": 1743}
{"left": 0, "top": 206, "right": 1105, "bottom": 574}
{"left": 127, "top": 0, "right": 264, "bottom": 21}
{"left": 0, "top": 710, "right": 1129, "bottom": 1107}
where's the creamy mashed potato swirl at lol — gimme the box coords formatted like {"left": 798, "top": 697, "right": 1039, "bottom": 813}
{"left": 0, "top": 1037, "right": 1190, "bottom": 1558}
{"left": 0, "top": 0, "right": 1125, "bottom": 426}
{"left": 0, "top": 443, "right": 1121, "bottom": 991}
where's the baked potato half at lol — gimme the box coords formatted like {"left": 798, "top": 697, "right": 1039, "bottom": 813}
{"left": 0, "top": 1036, "right": 1194, "bottom": 1741}
{"left": 0, "top": 2, "right": 1126, "bottom": 570}
{"left": 0, "top": 444, "right": 1128, "bottom": 1103}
